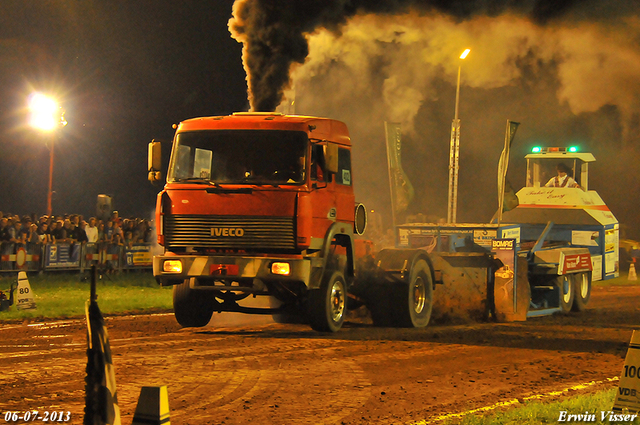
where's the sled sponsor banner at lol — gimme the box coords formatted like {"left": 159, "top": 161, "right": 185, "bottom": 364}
{"left": 559, "top": 252, "right": 592, "bottom": 274}
{"left": 591, "top": 255, "right": 603, "bottom": 281}
{"left": 572, "top": 230, "right": 599, "bottom": 247}
{"left": 499, "top": 226, "right": 521, "bottom": 244}
{"left": 492, "top": 239, "right": 517, "bottom": 321}
{"left": 473, "top": 229, "right": 497, "bottom": 247}
{"left": 605, "top": 228, "right": 618, "bottom": 253}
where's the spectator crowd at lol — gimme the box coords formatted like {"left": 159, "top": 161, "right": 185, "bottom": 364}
{"left": 0, "top": 211, "right": 154, "bottom": 248}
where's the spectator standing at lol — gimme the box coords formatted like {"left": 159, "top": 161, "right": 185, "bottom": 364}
{"left": 97, "top": 222, "right": 105, "bottom": 243}
{"left": 19, "top": 217, "right": 32, "bottom": 243}
{"left": 50, "top": 220, "right": 67, "bottom": 243}
{"left": 37, "top": 222, "right": 52, "bottom": 244}
{"left": 67, "top": 221, "right": 82, "bottom": 244}
{"left": 112, "top": 221, "right": 123, "bottom": 245}
{"left": 0, "top": 218, "right": 10, "bottom": 242}
{"left": 124, "top": 231, "right": 134, "bottom": 248}
{"left": 110, "top": 211, "right": 122, "bottom": 227}
{"left": 8, "top": 219, "right": 22, "bottom": 244}
{"left": 75, "top": 221, "right": 89, "bottom": 243}
{"left": 26, "top": 223, "right": 39, "bottom": 244}
{"left": 105, "top": 221, "right": 114, "bottom": 243}
{"left": 85, "top": 217, "right": 99, "bottom": 243}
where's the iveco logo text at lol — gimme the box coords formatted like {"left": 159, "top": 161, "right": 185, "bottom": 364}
{"left": 211, "top": 228, "right": 245, "bottom": 237}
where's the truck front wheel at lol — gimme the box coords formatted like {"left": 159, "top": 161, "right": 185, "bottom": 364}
{"left": 173, "top": 278, "right": 217, "bottom": 328}
{"left": 394, "top": 259, "right": 433, "bottom": 328}
{"left": 571, "top": 272, "right": 591, "bottom": 312}
{"left": 307, "top": 270, "right": 347, "bottom": 332}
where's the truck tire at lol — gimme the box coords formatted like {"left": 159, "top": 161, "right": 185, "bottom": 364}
{"left": 557, "top": 274, "right": 575, "bottom": 313}
{"left": 393, "top": 259, "right": 433, "bottom": 328}
{"left": 571, "top": 272, "right": 591, "bottom": 312}
{"left": 307, "top": 270, "right": 347, "bottom": 332}
{"left": 173, "top": 279, "right": 216, "bottom": 328}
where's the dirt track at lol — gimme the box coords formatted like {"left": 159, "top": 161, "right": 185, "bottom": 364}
{"left": 0, "top": 284, "right": 638, "bottom": 425}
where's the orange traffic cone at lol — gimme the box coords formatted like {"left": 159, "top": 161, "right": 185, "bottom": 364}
{"left": 629, "top": 261, "right": 637, "bottom": 282}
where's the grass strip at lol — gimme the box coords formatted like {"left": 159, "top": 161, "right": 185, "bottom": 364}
{"left": 438, "top": 386, "right": 640, "bottom": 424}
{"left": 0, "top": 272, "right": 172, "bottom": 321}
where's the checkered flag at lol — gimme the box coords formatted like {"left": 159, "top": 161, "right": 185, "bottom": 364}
{"left": 84, "top": 266, "right": 121, "bottom": 425}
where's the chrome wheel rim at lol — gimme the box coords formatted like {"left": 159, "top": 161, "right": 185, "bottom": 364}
{"left": 562, "top": 276, "right": 572, "bottom": 304}
{"left": 413, "top": 276, "right": 426, "bottom": 314}
{"left": 330, "top": 281, "right": 345, "bottom": 322}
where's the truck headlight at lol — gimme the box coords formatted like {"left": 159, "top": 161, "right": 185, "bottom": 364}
{"left": 271, "top": 262, "right": 290, "bottom": 276}
{"left": 163, "top": 260, "right": 183, "bottom": 273}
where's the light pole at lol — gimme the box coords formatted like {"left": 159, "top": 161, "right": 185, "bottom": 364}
{"left": 447, "top": 48, "right": 470, "bottom": 224}
{"left": 28, "top": 93, "right": 67, "bottom": 217}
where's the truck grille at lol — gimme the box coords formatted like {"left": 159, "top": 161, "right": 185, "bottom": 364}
{"left": 165, "top": 215, "right": 295, "bottom": 250}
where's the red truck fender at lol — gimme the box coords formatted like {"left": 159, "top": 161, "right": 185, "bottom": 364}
{"left": 308, "top": 222, "right": 356, "bottom": 290}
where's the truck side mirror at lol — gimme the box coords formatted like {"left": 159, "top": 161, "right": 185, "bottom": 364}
{"left": 324, "top": 143, "right": 338, "bottom": 174}
{"left": 148, "top": 140, "right": 162, "bottom": 182}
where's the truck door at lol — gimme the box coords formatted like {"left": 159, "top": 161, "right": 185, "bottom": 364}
{"left": 333, "top": 147, "right": 355, "bottom": 225}
{"left": 309, "top": 143, "right": 335, "bottom": 238}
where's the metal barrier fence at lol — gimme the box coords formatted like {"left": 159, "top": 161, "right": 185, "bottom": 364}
{"left": 0, "top": 242, "right": 153, "bottom": 273}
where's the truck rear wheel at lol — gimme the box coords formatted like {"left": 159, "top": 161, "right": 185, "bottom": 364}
{"left": 557, "top": 274, "right": 575, "bottom": 313}
{"left": 173, "top": 278, "right": 217, "bottom": 328}
{"left": 307, "top": 270, "right": 347, "bottom": 332}
{"left": 393, "top": 259, "right": 433, "bottom": 328}
{"left": 571, "top": 272, "right": 591, "bottom": 312}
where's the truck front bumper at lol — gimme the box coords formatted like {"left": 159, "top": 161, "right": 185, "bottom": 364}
{"left": 153, "top": 254, "right": 312, "bottom": 287}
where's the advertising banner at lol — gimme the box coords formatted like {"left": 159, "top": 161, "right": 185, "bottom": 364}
{"left": 124, "top": 244, "right": 153, "bottom": 268}
{"left": 45, "top": 243, "right": 81, "bottom": 269}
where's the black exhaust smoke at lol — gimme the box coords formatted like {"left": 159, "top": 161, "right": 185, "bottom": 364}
{"left": 229, "top": 0, "right": 577, "bottom": 112}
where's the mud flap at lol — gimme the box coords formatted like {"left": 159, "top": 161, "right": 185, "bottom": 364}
{"left": 493, "top": 257, "right": 530, "bottom": 322}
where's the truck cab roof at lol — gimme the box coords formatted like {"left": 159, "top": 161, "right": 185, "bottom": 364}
{"left": 177, "top": 113, "right": 352, "bottom": 146}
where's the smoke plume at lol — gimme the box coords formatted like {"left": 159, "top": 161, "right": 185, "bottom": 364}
{"left": 229, "top": 0, "right": 580, "bottom": 112}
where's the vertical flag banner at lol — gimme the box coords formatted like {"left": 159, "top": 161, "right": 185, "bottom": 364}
{"left": 497, "top": 120, "right": 520, "bottom": 224}
{"left": 385, "top": 122, "right": 414, "bottom": 226}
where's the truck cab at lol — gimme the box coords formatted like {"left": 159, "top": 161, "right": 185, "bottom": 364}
{"left": 524, "top": 146, "right": 593, "bottom": 189}
{"left": 149, "top": 113, "right": 366, "bottom": 331}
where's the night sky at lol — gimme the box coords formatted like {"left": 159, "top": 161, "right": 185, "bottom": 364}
{"left": 0, "top": 0, "right": 246, "bottom": 221}
{"left": 2, "top": 1, "right": 640, "bottom": 239}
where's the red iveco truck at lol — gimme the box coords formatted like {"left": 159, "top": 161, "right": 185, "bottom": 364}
{"left": 148, "top": 112, "right": 435, "bottom": 332}
{"left": 149, "top": 113, "right": 606, "bottom": 332}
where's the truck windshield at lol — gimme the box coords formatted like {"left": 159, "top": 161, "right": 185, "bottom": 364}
{"left": 168, "top": 130, "right": 308, "bottom": 185}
